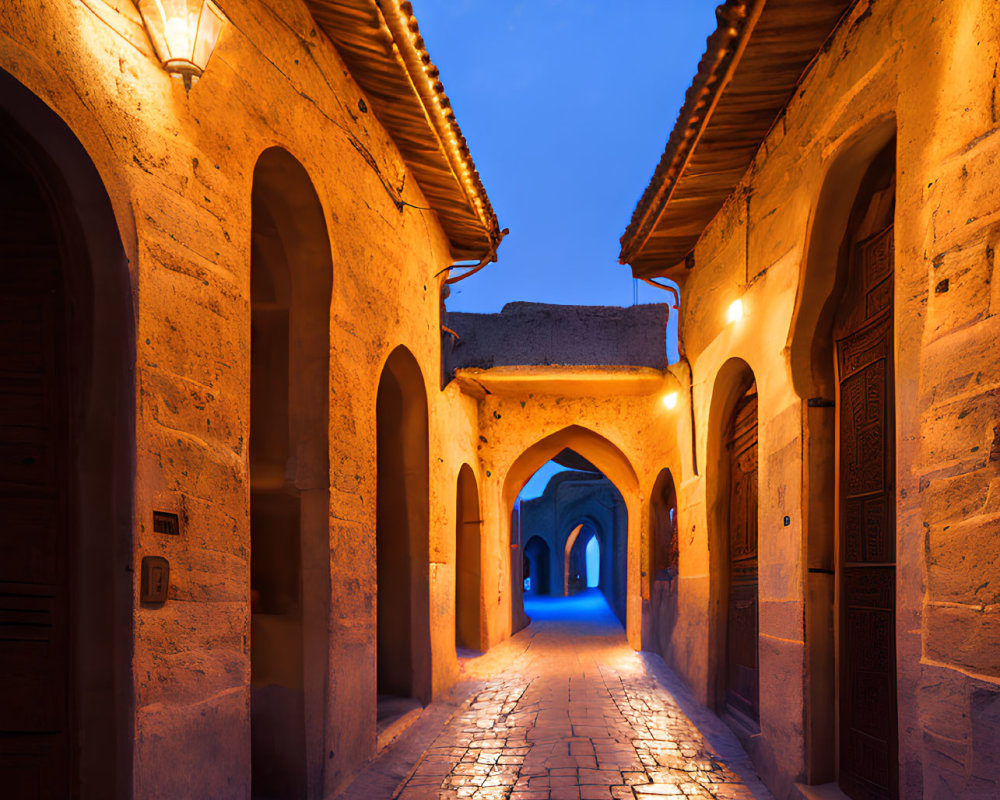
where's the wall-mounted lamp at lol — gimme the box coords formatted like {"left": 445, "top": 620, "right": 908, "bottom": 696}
{"left": 662, "top": 391, "right": 678, "bottom": 410}
{"left": 726, "top": 298, "right": 744, "bottom": 324}
{"left": 137, "top": 0, "right": 226, "bottom": 90}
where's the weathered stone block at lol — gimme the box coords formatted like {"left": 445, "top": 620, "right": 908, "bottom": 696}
{"left": 926, "top": 515, "right": 1000, "bottom": 605}
{"left": 925, "top": 603, "right": 1000, "bottom": 677}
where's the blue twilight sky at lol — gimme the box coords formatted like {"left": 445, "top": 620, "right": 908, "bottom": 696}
{"left": 413, "top": 0, "right": 719, "bottom": 313}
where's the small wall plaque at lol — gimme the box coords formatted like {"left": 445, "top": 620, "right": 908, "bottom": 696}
{"left": 153, "top": 510, "right": 180, "bottom": 535}
{"left": 140, "top": 556, "right": 170, "bottom": 605}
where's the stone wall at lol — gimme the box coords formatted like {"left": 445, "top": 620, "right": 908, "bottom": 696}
{"left": 445, "top": 301, "right": 669, "bottom": 373}
{"left": 640, "top": 1, "right": 1000, "bottom": 797}
{"left": 0, "top": 1, "right": 483, "bottom": 796}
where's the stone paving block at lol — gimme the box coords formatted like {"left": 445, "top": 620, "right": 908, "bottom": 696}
{"left": 337, "top": 605, "right": 775, "bottom": 800}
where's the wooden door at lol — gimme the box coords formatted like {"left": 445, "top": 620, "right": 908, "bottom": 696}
{"left": 837, "top": 223, "right": 897, "bottom": 800}
{"left": 0, "top": 142, "right": 71, "bottom": 798}
{"left": 725, "top": 385, "right": 759, "bottom": 723}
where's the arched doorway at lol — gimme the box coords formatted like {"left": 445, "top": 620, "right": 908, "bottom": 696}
{"left": 0, "top": 70, "right": 133, "bottom": 799}
{"left": 584, "top": 535, "right": 600, "bottom": 588}
{"left": 707, "top": 361, "right": 759, "bottom": 730}
{"left": 723, "top": 381, "right": 759, "bottom": 726}
{"left": 376, "top": 346, "right": 431, "bottom": 720}
{"left": 832, "top": 141, "right": 898, "bottom": 800}
{"left": 563, "top": 521, "right": 600, "bottom": 595}
{"left": 646, "top": 468, "right": 679, "bottom": 660}
{"left": 505, "top": 428, "right": 637, "bottom": 638}
{"left": 249, "top": 147, "right": 332, "bottom": 799}
{"left": 791, "top": 129, "right": 899, "bottom": 796}
{"left": 523, "top": 536, "right": 552, "bottom": 596}
{"left": 455, "top": 464, "right": 482, "bottom": 653}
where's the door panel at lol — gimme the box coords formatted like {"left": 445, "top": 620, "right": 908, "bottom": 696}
{"left": 837, "top": 227, "right": 897, "bottom": 800}
{"left": 0, "top": 148, "right": 70, "bottom": 798}
{"left": 725, "top": 388, "right": 758, "bottom": 722}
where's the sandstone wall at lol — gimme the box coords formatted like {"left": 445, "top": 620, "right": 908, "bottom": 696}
{"left": 0, "top": 0, "right": 482, "bottom": 796}
{"left": 659, "top": 0, "right": 1000, "bottom": 797}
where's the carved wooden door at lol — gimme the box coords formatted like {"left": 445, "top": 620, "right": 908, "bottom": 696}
{"left": 0, "top": 145, "right": 71, "bottom": 797}
{"left": 837, "top": 223, "right": 897, "bottom": 800}
{"left": 725, "top": 385, "right": 759, "bottom": 722}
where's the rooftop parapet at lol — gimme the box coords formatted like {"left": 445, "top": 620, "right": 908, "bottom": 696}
{"left": 444, "top": 302, "right": 668, "bottom": 377}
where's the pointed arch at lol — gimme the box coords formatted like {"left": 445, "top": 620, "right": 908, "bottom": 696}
{"left": 504, "top": 426, "right": 638, "bottom": 636}
{"left": 503, "top": 425, "right": 639, "bottom": 512}
{"left": 787, "top": 115, "right": 897, "bottom": 400}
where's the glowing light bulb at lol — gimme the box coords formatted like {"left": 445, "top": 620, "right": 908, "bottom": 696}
{"left": 164, "top": 16, "right": 193, "bottom": 61}
{"left": 727, "top": 298, "right": 744, "bottom": 324}
{"left": 662, "top": 392, "right": 678, "bottom": 410}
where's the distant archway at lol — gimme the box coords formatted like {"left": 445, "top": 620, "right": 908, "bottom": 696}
{"left": 564, "top": 522, "right": 600, "bottom": 595}
{"left": 455, "top": 464, "right": 482, "bottom": 652}
{"left": 523, "top": 536, "right": 552, "bottom": 596}
{"left": 376, "top": 346, "right": 431, "bottom": 709}
{"left": 249, "top": 147, "right": 332, "bottom": 799}
{"left": 563, "top": 523, "right": 585, "bottom": 595}
{"left": 585, "top": 536, "right": 600, "bottom": 588}
{"left": 0, "top": 69, "right": 133, "bottom": 800}
{"left": 504, "top": 426, "right": 638, "bottom": 636}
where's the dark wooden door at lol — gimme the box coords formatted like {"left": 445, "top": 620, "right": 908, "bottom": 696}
{"left": 837, "top": 224, "right": 897, "bottom": 800}
{"left": 0, "top": 143, "right": 71, "bottom": 798}
{"left": 725, "top": 385, "right": 759, "bottom": 722}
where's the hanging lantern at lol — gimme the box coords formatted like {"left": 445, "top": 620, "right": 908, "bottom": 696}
{"left": 137, "top": 0, "right": 226, "bottom": 90}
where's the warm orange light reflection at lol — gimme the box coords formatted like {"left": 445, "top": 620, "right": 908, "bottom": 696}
{"left": 662, "top": 392, "right": 678, "bottom": 410}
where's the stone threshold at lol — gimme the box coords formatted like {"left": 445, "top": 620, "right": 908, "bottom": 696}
{"left": 793, "top": 781, "right": 852, "bottom": 800}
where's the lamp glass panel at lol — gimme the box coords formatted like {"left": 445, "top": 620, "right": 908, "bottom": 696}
{"left": 192, "top": 2, "right": 225, "bottom": 70}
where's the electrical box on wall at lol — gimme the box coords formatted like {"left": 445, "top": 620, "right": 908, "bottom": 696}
{"left": 140, "top": 556, "right": 170, "bottom": 605}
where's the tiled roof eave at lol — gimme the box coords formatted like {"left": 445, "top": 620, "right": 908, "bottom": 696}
{"left": 619, "top": 0, "right": 857, "bottom": 279}
{"left": 306, "top": 0, "right": 501, "bottom": 262}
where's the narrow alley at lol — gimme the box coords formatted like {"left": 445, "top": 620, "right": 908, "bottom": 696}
{"left": 341, "top": 592, "right": 773, "bottom": 800}
{"left": 5, "top": 1, "right": 1000, "bottom": 798}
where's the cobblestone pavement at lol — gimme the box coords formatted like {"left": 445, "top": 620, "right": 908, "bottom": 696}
{"left": 344, "top": 591, "right": 773, "bottom": 800}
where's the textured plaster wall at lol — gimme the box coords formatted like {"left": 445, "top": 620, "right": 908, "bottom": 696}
{"left": 656, "top": 1, "right": 1000, "bottom": 797}
{"left": 0, "top": 0, "right": 481, "bottom": 796}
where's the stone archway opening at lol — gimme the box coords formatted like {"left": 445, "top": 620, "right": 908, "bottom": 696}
{"left": 249, "top": 147, "right": 332, "bottom": 800}
{"left": 0, "top": 68, "right": 134, "bottom": 800}
{"left": 455, "top": 463, "right": 482, "bottom": 654}
{"left": 375, "top": 346, "right": 431, "bottom": 732}
{"left": 564, "top": 523, "right": 601, "bottom": 593}
{"left": 584, "top": 534, "right": 600, "bottom": 588}
{"left": 523, "top": 535, "right": 552, "bottom": 596}
{"left": 706, "top": 359, "right": 759, "bottom": 734}
{"left": 643, "top": 468, "right": 680, "bottom": 662}
{"left": 507, "top": 431, "right": 634, "bottom": 632}
{"left": 791, "top": 132, "right": 899, "bottom": 798}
